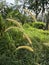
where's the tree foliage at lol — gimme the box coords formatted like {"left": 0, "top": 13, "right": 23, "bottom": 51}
{"left": 28, "top": 0, "right": 49, "bottom": 17}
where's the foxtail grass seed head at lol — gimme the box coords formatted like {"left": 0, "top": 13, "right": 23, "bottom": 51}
{"left": 23, "top": 9, "right": 37, "bottom": 22}
{"left": 16, "top": 46, "right": 33, "bottom": 52}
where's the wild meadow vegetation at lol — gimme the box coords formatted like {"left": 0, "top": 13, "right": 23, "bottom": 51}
{"left": 0, "top": 1, "right": 49, "bottom": 65}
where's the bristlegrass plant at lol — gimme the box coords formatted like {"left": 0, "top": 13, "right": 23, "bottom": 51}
{"left": 6, "top": 18, "right": 32, "bottom": 45}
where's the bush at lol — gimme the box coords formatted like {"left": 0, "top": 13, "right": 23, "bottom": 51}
{"left": 23, "top": 23, "right": 31, "bottom": 28}
{"left": 32, "top": 22, "right": 46, "bottom": 29}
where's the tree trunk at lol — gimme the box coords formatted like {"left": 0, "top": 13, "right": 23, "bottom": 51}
{"left": 46, "top": 21, "right": 48, "bottom": 30}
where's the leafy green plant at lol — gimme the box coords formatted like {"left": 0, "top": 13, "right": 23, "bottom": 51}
{"left": 32, "top": 22, "right": 46, "bottom": 29}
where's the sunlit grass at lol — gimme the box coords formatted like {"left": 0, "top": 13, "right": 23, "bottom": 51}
{"left": 23, "top": 24, "right": 49, "bottom": 43}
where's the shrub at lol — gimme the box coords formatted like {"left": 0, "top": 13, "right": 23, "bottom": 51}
{"left": 23, "top": 23, "right": 31, "bottom": 28}
{"left": 32, "top": 22, "right": 46, "bottom": 29}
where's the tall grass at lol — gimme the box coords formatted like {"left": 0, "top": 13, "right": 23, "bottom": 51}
{"left": 6, "top": 18, "right": 32, "bottom": 45}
